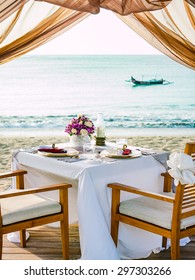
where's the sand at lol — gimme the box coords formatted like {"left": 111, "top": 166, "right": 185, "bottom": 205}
{"left": 0, "top": 134, "right": 194, "bottom": 192}
{"left": 1, "top": 134, "right": 195, "bottom": 172}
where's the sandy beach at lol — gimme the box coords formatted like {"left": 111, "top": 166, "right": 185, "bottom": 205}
{"left": 1, "top": 134, "right": 195, "bottom": 176}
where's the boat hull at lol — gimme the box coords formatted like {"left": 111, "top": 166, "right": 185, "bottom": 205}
{"left": 131, "top": 76, "right": 164, "bottom": 86}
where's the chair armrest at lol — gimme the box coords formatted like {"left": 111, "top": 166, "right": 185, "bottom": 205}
{"left": 107, "top": 183, "right": 174, "bottom": 203}
{"left": 0, "top": 170, "right": 27, "bottom": 179}
{"left": 161, "top": 171, "right": 173, "bottom": 192}
{"left": 0, "top": 183, "right": 72, "bottom": 199}
{"left": 0, "top": 169, "right": 27, "bottom": 190}
{"left": 161, "top": 172, "right": 172, "bottom": 179}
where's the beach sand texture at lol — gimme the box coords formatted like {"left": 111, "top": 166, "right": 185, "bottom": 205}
{"left": 1, "top": 135, "right": 195, "bottom": 179}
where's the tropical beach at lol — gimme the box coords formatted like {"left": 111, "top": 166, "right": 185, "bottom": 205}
{"left": 1, "top": 134, "right": 195, "bottom": 190}
{"left": 0, "top": 0, "right": 195, "bottom": 268}
{"left": 0, "top": 54, "right": 194, "bottom": 189}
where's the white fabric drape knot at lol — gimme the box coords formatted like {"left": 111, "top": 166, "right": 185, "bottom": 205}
{"left": 167, "top": 152, "right": 195, "bottom": 185}
{"left": 35, "top": 0, "right": 172, "bottom": 15}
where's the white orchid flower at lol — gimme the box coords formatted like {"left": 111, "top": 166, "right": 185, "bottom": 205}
{"left": 84, "top": 121, "right": 92, "bottom": 127}
{"left": 80, "top": 129, "right": 88, "bottom": 136}
{"left": 167, "top": 152, "right": 195, "bottom": 185}
{"left": 71, "top": 128, "right": 77, "bottom": 134}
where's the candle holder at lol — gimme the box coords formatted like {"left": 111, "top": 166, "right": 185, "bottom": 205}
{"left": 95, "top": 136, "right": 106, "bottom": 146}
{"left": 95, "top": 113, "right": 106, "bottom": 146}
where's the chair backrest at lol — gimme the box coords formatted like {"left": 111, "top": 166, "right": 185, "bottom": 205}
{"left": 173, "top": 183, "right": 195, "bottom": 229}
{"left": 184, "top": 142, "right": 195, "bottom": 159}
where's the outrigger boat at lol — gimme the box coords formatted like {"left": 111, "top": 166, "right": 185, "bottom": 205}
{"left": 131, "top": 76, "right": 164, "bottom": 85}
{"left": 125, "top": 76, "right": 171, "bottom": 86}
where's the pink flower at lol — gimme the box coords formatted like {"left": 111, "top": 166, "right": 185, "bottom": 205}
{"left": 65, "top": 115, "right": 95, "bottom": 136}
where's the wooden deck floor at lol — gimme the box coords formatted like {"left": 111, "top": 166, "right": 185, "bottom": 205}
{"left": 2, "top": 224, "right": 195, "bottom": 260}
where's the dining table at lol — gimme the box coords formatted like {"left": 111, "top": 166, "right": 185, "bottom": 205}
{"left": 11, "top": 142, "right": 170, "bottom": 260}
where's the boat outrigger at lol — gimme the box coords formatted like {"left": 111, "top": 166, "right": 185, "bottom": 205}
{"left": 125, "top": 76, "right": 172, "bottom": 86}
{"left": 131, "top": 76, "right": 163, "bottom": 85}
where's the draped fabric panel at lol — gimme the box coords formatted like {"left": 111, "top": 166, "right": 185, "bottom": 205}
{"left": 185, "top": 0, "right": 195, "bottom": 7}
{"left": 0, "top": 0, "right": 29, "bottom": 22}
{"left": 0, "top": 1, "right": 89, "bottom": 64}
{"left": 0, "top": 0, "right": 195, "bottom": 69}
{"left": 117, "top": 0, "right": 195, "bottom": 69}
{"left": 35, "top": 0, "right": 172, "bottom": 14}
{"left": 34, "top": 0, "right": 100, "bottom": 14}
{"left": 34, "top": 0, "right": 195, "bottom": 13}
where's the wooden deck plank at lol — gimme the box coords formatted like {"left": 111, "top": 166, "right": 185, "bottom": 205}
{"left": 2, "top": 224, "right": 195, "bottom": 260}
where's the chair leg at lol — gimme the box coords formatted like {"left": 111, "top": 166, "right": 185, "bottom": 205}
{"left": 111, "top": 219, "right": 119, "bottom": 246}
{"left": 20, "top": 230, "right": 26, "bottom": 247}
{"left": 60, "top": 220, "right": 69, "bottom": 260}
{"left": 171, "top": 236, "right": 180, "bottom": 260}
{"left": 162, "top": 237, "right": 167, "bottom": 249}
{"left": 110, "top": 188, "right": 120, "bottom": 246}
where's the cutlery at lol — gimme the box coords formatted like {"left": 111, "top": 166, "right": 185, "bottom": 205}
{"left": 136, "top": 149, "right": 156, "bottom": 155}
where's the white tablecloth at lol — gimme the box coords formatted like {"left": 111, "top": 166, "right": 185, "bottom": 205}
{"left": 12, "top": 148, "right": 167, "bottom": 260}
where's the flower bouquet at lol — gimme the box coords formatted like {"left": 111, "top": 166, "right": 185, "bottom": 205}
{"left": 65, "top": 115, "right": 95, "bottom": 147}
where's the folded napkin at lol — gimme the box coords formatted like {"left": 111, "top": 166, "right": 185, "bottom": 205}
{"left": 152, "top": 151, "right": 170, "bottom": 170}
{"left": 38, "top": 147, "right": 66, "bottom": 153}
{"left": 167, "top": 152, "right": 195, "bottom": 185}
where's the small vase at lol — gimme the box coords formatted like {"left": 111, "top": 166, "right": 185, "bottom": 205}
{"left": 69, "top": 134, "right": 90, "bottom": 148}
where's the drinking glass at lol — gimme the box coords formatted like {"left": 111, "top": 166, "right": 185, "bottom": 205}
{"left": 116, "top": 138, "right": 128, "bottom": 149}
{"left": 83, "top": 143, "right": 95, "bottom": 154}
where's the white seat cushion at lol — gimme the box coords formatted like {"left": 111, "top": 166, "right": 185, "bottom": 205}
{"left": 119, "top": 192, "right": 195, "bottom": 230}
{"left": 1, "top": 190, "right": 61, "bottom": 226}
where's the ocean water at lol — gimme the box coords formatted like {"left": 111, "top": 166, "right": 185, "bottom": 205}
{"left": 0, "top": 54, "right": 194, "bottom": 136}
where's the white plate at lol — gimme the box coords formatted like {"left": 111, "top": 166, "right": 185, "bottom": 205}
{"left": 101, "top": 149, "right": 142, "bottom": 159}
{"left": 37, "top": 148, "right": 79, "bottom": 157}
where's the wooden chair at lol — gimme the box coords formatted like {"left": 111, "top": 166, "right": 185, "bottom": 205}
{"left": 0, "top": 170, "right": 72, "bottom": 260}
{"left": 184, "top": 142, "right": 195, "bottom": 160}
{"left": 155, "top": 141, "right": 195, "bottom": 249}
{"left": 108, "top": 181, "right": 195, "bottom": 260}
{"left": 161, "top": 141, "right": 195, "bottom": 193}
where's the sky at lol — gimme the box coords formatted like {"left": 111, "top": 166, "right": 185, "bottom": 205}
{"left": 31, "top": 9, "right": 161, "bottom": 55}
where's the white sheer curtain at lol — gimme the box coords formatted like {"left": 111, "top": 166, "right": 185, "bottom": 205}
{"left": 0, "top": 1, "right": 89, "bottom": 63}
{"left": 117, "top": 0, "right": 195, "bottom": 68}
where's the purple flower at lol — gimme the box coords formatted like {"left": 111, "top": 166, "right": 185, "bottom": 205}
{"left": 65, "top": 115, "right": 95, "bottom": 136}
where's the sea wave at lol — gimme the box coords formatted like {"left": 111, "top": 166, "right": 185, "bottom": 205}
{"left": 0, "top": 115, "right": 194, "bottom": 129}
